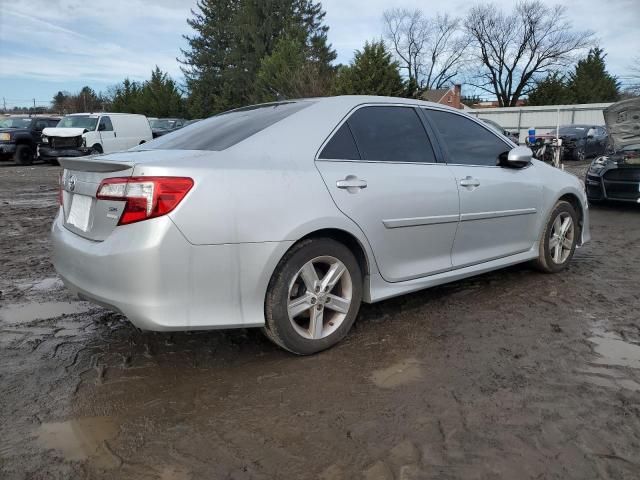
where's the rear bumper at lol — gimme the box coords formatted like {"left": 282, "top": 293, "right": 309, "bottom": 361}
{"left": 40, "top": 146, "right": 92, "bottom": 159}
{"left": 51, "top": 211, "right": 292, "bottom": 330}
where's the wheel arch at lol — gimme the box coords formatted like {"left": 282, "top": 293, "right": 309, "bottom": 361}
{"left": 557, "top": 192, "right": 584, "bottom": 242}
{"left": 297, "top": 228, "right": 371, "bottom": 277}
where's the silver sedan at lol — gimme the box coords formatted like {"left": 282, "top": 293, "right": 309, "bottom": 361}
{"left": 52, "top": 96, "right": 590, "bottom": 354}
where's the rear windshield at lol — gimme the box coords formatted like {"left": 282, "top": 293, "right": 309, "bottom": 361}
{"left": 139, "top": 101, "right": 313, "bottom": 151}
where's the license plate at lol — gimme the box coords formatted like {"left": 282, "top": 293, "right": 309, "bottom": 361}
{"left": 67, "top": 194, "right": 92, "bottom": 231}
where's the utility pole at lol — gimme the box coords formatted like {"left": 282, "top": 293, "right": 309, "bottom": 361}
{"left": 33, "top": 98, "right": 36, "bottom": 109}
{"left": 2, "top": 97, "right": 5, "bottom": 113}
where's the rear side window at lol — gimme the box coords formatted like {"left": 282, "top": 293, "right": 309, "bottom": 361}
{"left": 425, "top": 109, "right": 510, "bottom": 166}
{"left": 319, "top": 123, "right": 360, "bottom": 160}
{"left": 346, "top": 106, "right": 436, "bottom": 163}
{"left": 141, "top": 102, "right": 313, "bottom": 151}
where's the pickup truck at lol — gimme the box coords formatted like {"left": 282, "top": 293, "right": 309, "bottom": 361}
{"left": 0, "top": 116, "right": 61, "bottom": 164}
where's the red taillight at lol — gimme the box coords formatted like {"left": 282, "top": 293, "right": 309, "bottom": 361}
{"left": 96, "top": 176, "right": 194, "bottom": 225}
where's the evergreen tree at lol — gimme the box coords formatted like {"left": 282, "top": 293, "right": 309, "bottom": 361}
{"left": 527, "top": 72, "right": 571, "bottom": 105}
{"left": 110, "top": 79, "right": 143, "bottom": 113}
{"left": 180, "top": 0, "right": 335, "bottom": 116}
{"left": 52, "top": 91, "right": 69, "bottom": 113}
{"left": 567, "top": 48, "right": 620, "bottom": 103}
{"left": 333, "top": 41, "right": 404, "bottom": 96}
{"left": 110, "top": 68, "right": 184, "bottom": 117}
{"left": 139, "top": 67, "right": 185, "bottom": 117}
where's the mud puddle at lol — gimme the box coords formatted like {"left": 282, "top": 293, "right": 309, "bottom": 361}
{"left": 371, "top": 358, "right": 422, "bottom": 388}
{"left": 579, "top": 328, "right": 640, "bottom": 392}
{"left": 589, "top": 329, "right": 640, "bottom": 369}
{"left": 0, "top": 301, "right": 91, "bottom": 325}
{"left": 36, "top": 417, "right": 121, "bottom": 469}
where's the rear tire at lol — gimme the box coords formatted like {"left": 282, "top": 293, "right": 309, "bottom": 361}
{"left": 533, "top": 201, "right": 579, "bottom": 273}
{"left": 264, "top": 238, "right": 363, "bottom": 355}
{"left": 15, "top": 144, "right": 33, "bottom": 165}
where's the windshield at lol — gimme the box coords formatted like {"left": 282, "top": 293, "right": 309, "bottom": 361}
{"left": 0, "top": 117, "right": 32, "bottom": 129}
{"left": 57, "top": 116, "right": 98, "bottom": 130}
{"left": 139, "top": 101, "right": 313, "bottom": 151}
{"left": 558, "top": 126, "right": 588, "bottom": 136}
{"left": 150, "top": 119, "right": 176, "bottom": 129}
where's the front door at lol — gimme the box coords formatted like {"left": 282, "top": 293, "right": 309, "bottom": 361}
{"left": 315, "top": 105, "right": 460, "bottom": 282}
{"left": 423, "top": 108, "right": 543, "bottom": 268}
{"left": 97, "top": 116, "right": 117, "bottom": 153}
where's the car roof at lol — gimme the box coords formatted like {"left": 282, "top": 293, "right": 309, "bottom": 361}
{"left": 290, "top": 95, "right": 452, "bottom": 111}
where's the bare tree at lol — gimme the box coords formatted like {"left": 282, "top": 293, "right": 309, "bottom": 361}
{"left": 383, "top": 9, "right": 467, "bottom": 95}
{"left": 623, "top": 56, "right": 640, "bottom": 95}
{"left": 464, "top": 1, "right": 593, "bottom": 107}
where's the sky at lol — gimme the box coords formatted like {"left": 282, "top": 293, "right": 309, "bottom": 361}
{"left": 0, "top": 0, "right": 638, "bottom": 108}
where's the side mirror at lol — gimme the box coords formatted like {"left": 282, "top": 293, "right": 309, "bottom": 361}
{"left": 499, "top": 146, "right": 532, "bottom": 168}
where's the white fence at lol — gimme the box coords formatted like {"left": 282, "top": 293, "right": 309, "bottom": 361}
{"left": 468, "top": 103, "right": 613, "bottom": 143}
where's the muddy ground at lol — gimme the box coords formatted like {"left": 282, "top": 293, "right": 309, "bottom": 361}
{"left": 1, "top": 163, "right": 639, "bottom": 480}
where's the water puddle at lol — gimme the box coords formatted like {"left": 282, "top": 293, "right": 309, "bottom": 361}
{"left": 371, "top": 358, "right": 422, "bottom": 389}
{"left": 0, "top": 301, "right": 91, "bottom": 325}
{"left": 581, "top": 329, "right": 640, "bottom": 392}
{"left": 589, "top": 330, "right": 640, "bottom": 369}
{"left": 36, "top": 417, "right": 121, "bottom": 469}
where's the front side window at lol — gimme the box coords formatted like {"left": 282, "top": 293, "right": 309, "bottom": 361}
{"left": 346, "top": 106, "right": 436, "bottom": 163}
{"left": 141, "top": 101, "right": 313, "bottom": 151}
{"left": 425, "top": 109, "right": 510, "bottom": 166}
{"left": 99, "top": 116, "right": 113, "bottom": 131}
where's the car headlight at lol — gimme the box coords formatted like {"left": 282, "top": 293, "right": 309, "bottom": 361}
{"left": 41, "top": 136, "right": 48, "bottom": 144}
{"left": 0, "top": 133, "right": 10, "bottom": 141}
{"left": 82, "top": 137, "right": 86, "bottom": 147}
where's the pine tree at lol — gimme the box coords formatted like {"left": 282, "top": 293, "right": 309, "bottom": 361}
{"left": 333, "top": 41, "right": 404, "bottom": 96}
{"left": 567, "top": 48, "right": 620, "bottom": 103}
{"left": 527, "top": 72, "right": 571, "bottom": 105}
{"left": 180, "top": 0, "right": 335, "bottom": 116}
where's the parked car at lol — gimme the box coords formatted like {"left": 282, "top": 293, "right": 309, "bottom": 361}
{"left": 0, "top": 116, "right": 60, "bottom": 164}
{"left": 40, "top": 113, "right": 153, "bottom": 163}
{"left": 586, "top": 97, "right": 640, "bottom": 203}
{"left": 481, "top": 118, "right": 520, "bottom": 143}
{"left": 547, "top": 124, "right": 608, "bottom": 161}
{"left": 52, "top": 96, "right": 590, "bottom": 355}
{"left": 149, "top": 118, "right": 186, "bottom": 138}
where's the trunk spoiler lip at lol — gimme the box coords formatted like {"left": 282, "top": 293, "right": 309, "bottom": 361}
{"left": 58, "top": 157, "right": 135, "bottom": 173}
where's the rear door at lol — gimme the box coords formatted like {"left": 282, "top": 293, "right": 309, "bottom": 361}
{"left": 423, "top": 108, "right": 542, "bottom": 268}
{"left": 315, "top": 105, "right": 460, "bottom": 283}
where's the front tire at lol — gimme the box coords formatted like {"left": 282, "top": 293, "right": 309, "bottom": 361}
{"left": 264, "top": 238, "right": 363, "bottom": 355}
{"left": 533, "top": 201, "right": 579, "bottom": 273}
{"left": 15, "top": 144, "right": 34, "bottom": 165}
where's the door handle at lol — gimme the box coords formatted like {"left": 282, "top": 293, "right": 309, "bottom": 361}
{"left": 459, "top": 176, "right": 480, "bottom": 188}
{"left": 337, "top": 176, "right": 367, "bottom": 190}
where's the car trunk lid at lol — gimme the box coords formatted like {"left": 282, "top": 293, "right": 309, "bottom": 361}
{"left": 59, "top": 157, "right": 135, "bottom": 241}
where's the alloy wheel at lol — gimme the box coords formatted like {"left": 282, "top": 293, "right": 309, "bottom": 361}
{"left": 549, "top": 212, "right": 574, "bottom": 264}
{"left": 287, "top": 256, "right": 353, "bottom": 340}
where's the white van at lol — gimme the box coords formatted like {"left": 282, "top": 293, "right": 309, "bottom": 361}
{"left": 40, "top": 113, "right": 153, "bottom": 161}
